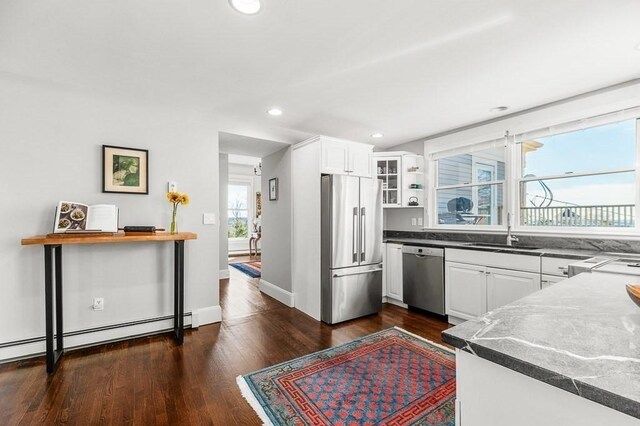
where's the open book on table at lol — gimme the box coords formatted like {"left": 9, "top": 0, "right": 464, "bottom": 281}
{"left": 53, "top": 201, "right": 119, "bottom": 233}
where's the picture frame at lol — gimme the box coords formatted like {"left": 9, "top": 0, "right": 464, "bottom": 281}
{"left": 268, "top": 178, "right": 278, "bottom": 201}
{"left": 102, "top": 145, "right": 149, "bottom": 194}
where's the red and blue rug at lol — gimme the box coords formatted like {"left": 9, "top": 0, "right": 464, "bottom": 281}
{"left": 230, "top": 261, "right": 261, "bottom": 278}
{"left": 237, "top": 327, "right": 456, "bottom": 425}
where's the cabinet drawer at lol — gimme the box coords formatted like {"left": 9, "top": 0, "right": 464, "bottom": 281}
{"left": 446, "top": 248, "right": 539, "bottom": 273}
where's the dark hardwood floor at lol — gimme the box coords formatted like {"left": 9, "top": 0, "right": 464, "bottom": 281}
{"left": 0, "top": 265, "right": 451, "bottom": 425}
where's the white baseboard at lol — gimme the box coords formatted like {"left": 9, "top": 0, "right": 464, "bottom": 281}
{"left": 0, "top": 314, "right": 193, "bottom": 363}
{"left": 259, "top": 279, "right": 294, "bottom": 307}
{"left": 219, "top": 269, "right": 230, "bottom": 279}
{"left": 383, "top": 296, "right": 408, "bottom": 308}
{"left": 192, "top": 305, "right": 222, "bottom": 327}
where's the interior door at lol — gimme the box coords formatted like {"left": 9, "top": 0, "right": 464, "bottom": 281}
{"left": 329, "top": 175, "right": 361, "bottom": 269}
{"left": 359, "top": 177, "right": 382, "bottom": 265}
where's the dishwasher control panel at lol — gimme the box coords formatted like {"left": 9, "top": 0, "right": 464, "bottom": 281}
{"left": 402, "top": 245, "right": 444, "bottom": 257}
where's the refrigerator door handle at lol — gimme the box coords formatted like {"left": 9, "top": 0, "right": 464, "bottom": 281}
{"left": 352, "top": 207, "right": 358, "bottom": 263}
{"left": 333, "top": 267, "right": 383, "bottom": 278}
{"left": 360, "top": 207, "right": 366, "bottom": 262}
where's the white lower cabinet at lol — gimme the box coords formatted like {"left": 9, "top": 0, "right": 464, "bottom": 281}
{"left": 446, "top": 258, "right": 541, "bottom": 323}
{"left": 445, "top": 262, "right": 486, "bottom": 320}
{"left": 486, "top": 267, "right": 540, "bottom": 311}
{"left": 384, "top": 243, "right": 403, "bottom": 301}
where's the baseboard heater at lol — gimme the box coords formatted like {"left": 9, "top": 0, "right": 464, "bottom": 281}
{"left": 0, "top": 312, "right": 192, "bottom": 363}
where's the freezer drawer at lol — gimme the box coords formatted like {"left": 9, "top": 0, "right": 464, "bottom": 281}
{"left": 321, "top": 265, "right": 383, "bottom": 324}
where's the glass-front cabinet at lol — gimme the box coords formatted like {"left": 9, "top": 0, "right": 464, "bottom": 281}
{"left": 376, "top": 157, "right": 401, "bottom": 206}
{"left": 374, "top": 152, "right": 425, "bottom": 208}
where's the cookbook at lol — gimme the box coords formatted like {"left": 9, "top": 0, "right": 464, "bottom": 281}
{"left": 53, "top": 201, "right": 119, "bottom": 233}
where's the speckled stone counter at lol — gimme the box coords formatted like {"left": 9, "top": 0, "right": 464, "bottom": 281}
{"left": 442, "top": 271, "right": 640, "bottom": 419}
{"left": 383, "top": 237, "right": 599, "bottom": 258}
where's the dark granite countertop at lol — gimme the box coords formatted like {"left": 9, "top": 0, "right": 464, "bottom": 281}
{"left": 442, "top": 271, "right": 640, "bottom": 419}
{"left": 383, "top": 237, "right": 598, "bottom": 258}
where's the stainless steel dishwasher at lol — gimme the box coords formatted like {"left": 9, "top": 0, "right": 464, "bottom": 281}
{"left": 402, "top": 246, "right": 445, "bottom": 315}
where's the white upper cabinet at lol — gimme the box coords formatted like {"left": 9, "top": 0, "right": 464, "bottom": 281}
{"left": 316, "top": 136, "right": 373, "bottom": 177}
{"left": 320, "top": 139, "right": 349, "bottom": 175}
{"left": 374, "top": 151, "right": 424, "bottom": 208}
{"left": 348, "top": 143, "right": 373, "bottom": 177}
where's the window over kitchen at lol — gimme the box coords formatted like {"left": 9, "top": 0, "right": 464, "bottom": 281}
{"left": 518, "top": 119, "right": 637, "bottom": 228}
{"left": 435, "top": 145, "right": 506, "bottom": 226}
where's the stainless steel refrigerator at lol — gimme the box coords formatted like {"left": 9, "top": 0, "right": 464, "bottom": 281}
{"left": 321, "top": 175, "right": 383, "bottom": 324}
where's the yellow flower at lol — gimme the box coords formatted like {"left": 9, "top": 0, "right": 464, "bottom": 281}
{"left": 167, "top": 192, "right": 181, "bottom": 204}
{"left": 167, "top": 191, "right": 190, "bottom": 206}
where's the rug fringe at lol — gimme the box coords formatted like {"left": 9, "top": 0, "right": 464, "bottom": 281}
{"left": 393, "top": 326, "right": 455, "bottom": 354}
{"left": 236, "top": 375, "right": 274, "bottom": 426}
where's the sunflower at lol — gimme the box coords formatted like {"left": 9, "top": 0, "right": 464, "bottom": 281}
{"left": 167, "top": 192, "right": 182, "bottom": 204}
{"left": 179, "top": 194, "right": 190, "bottom": 206}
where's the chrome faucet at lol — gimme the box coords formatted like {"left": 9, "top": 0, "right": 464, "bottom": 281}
{"left": 506, "top": 213, "right": 519, "bottom": 246}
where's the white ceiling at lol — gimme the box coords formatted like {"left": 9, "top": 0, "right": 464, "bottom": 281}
{"left": 1, "top": 1, "right": 639, "bottom": 148}
{"left": 219, "top": 131, "right": 289, "bottom": 157}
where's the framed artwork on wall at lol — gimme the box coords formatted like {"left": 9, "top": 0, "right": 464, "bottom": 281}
{"left": 256, "top": 192, "right": 262, "bottom": 216}
{"left": 102, "top": 145, "right": 149, "bottom": 194}
{"left": 269, "top": 177, "right": 278, "bottom": 201}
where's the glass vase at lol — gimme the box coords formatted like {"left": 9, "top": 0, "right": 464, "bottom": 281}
{"left": 170, "top": 208, "right": 178, "bottom": 234}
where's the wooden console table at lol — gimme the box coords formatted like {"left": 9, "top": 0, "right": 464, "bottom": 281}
{"left": 21, "top": 232, "right": 198, "bottom": 374}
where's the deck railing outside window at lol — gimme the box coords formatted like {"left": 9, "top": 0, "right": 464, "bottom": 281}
{"left": 521, "top": 204, "right": 635, "bottom": 227}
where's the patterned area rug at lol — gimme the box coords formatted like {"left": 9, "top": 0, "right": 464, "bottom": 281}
{"left": 230, "top": 261, "right": 261, "bottom": 278}
{"left": 237, "top": 327, "right": 456, "bottom": 425}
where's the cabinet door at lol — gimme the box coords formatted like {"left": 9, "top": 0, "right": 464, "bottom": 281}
{"left": 375, "top": 156, "right": 401, "bottom": 206}
{"left": 486, "top": 268, "right": 541, "bottom": 311}
{"left": 541, "top": 274, "right": 565, "bottom": 289}
{"left": 445, "top": 261, "right": 486, "bottom": 320}
{"left": 349, "top": 144, "right": 373, "bottom": 177}
{"left": 385, "top": 243, "right": 403, "bottom": 300}
{"left": 321, "top": 140, "right": 349, "bottom": 175}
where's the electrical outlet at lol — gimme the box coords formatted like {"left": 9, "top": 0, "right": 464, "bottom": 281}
{"left": 418, "top": 217, "right": 423, "bottom": 226}
{"left": 93, "top": 297, "right": 104, "bottom": 311}
{"left": 411, "top": 217, "right": 417, "bottom": 226}
{"left": 168, "top": 181, "right": 178, "bottom": 192}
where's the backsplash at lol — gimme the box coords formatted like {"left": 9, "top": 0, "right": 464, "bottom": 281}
{"left": 383, "top": 230, "right": 640, "bottom": 254}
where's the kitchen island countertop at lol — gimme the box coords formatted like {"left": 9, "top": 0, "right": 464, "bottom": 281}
{"left": 442, "top": 271, "right": 640, "bottom": 419}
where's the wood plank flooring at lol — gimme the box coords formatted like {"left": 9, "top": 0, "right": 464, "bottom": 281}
{"left": 0, "top": 266, "right": 452, "bottom": 425}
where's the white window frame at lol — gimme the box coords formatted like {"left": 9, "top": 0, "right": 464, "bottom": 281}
{"left": 429, "top": 139, "right": 508, "bottom": 230}
{"left": 426, "top": 109, "right": 640, "bottom": 237}
{"left": 513, "top": 117, "right": 640, "bottom": 235}
{"left": 228, "top": 175, "right": 255, "bottom": 252}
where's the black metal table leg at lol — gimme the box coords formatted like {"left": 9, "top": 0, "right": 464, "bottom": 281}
{"left": 174, "top": 240, "right": 184, "bottom": 344}
{"left": 44, "top": 245, "right": 64, "bottom": 374}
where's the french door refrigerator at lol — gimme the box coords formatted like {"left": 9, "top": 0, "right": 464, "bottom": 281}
{"left": 321, "top": 174, "right": 383, "bottom": 324}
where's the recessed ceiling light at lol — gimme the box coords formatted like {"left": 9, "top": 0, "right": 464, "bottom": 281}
{"left": 229, "top": 0, "right": 261, "bottom": 15}
{"left": 267, "top": 108, "right": 283, "bottom": 116}
{"left": 490, "top": 106, "right": 509, "bottom": 113}
{"left": 371, "top": 133, "right": 384, "bottom": 138}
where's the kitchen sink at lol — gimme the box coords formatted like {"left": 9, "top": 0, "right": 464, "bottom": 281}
{"left": 470, "top": 242, "right": 541, "bottom": 250}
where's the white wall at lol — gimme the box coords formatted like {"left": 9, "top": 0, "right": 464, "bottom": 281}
{"left": 260, "top": 147, "right": 292, "bottom": 292}
{"left": 219, "top": 153, "right": 229, "bottom": 276}
{"left": 0, "top": 77, "right": 221, "bottom": 360}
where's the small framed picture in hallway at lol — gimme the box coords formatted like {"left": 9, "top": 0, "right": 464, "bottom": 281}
{"left": 269, "top": 177, "right": 278, "bottom": 201}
